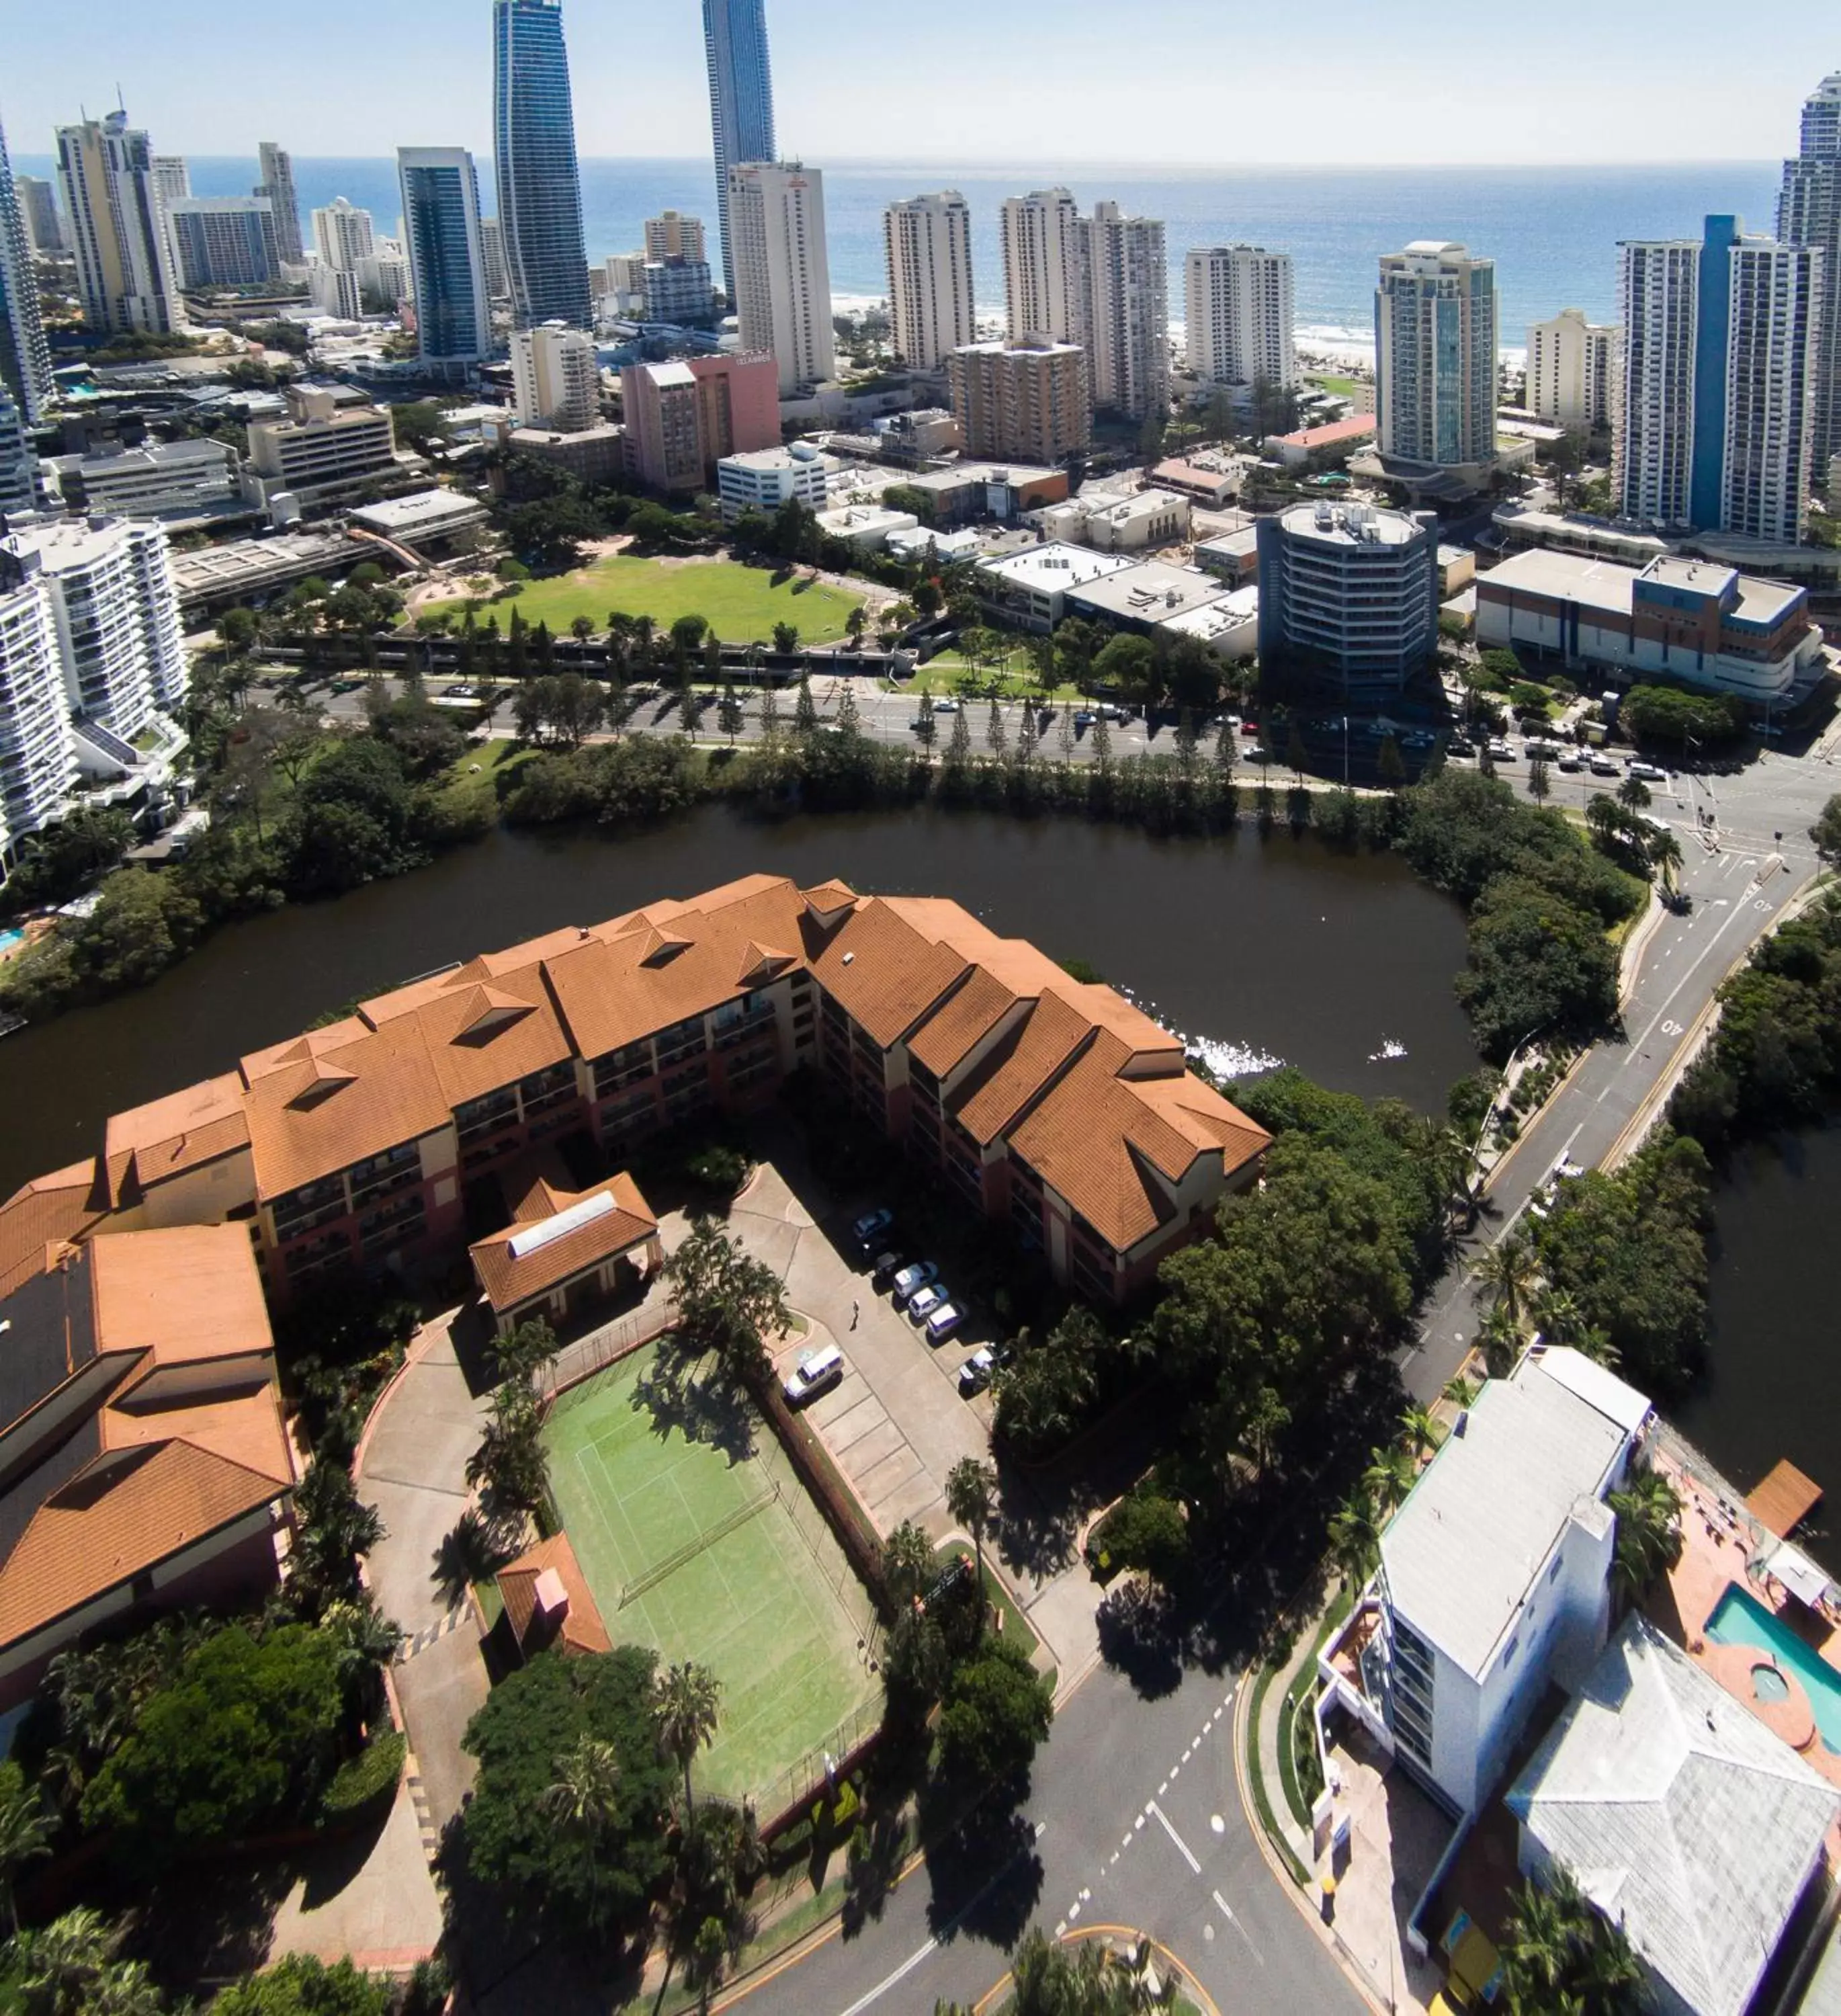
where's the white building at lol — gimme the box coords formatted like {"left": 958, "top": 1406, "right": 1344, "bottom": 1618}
{"left": 247, "top": 384, "right": 398, "bottom": 507}
{"left": 166, "top": 197, "right": 278, "bottom": 290}
{"left": 1527, "top": 308, "right": 1621, "bottom": 431}
{"left": 1039, "top": 487, "right": 1191, "bottom": 553}
{"left": 1256, "top": 500, "right": 1440, "bottom": 698}
{"left": 1474, "top": 548, "right": 1829, "bottom": 710}
{"left": 716, "top": 444, "right": 828, "bottom": 522}
{"left": 257, "top": 142, "right": 304, "bottom": 266}
{"left": 44, "top": 437, "right": 239, "bottom": 520}
{"left": 56, "top": 112, "right": 186, "bottom": 336}
{"left": 1777, "top": 73, "right": 1841, "bottom": 487}
{"left": 1184, "top": 245, "right": 1295, "bottom": 392}
{"left": 1375, "top": 241, "right": 1498, "bottom": 470}
{"left": 312, "top": 198, "right": 376, "bottom": 277}
{"left": 812, "top": 503, "right": 917, "bottom": 550}
{"left": 0, "top": 388, "right": 36, "bottom": 519}
{"left": 1001, "top": 188, "right": 1086, "bottom": 347}
{"left": 1318, "top": 1348, "right": 1653, "bottom": 1819}
{"left": 0, "top": 514, "right": 187, "bottom": 743}
{"left": 0, "top": 573, "right": 80, "bottom": 858}
{"left": 1084, "top": 203, "right": 1168, "bottom": 422}
{"left": 884, "top": 192, "right": 976, "bottom": 374}
{"left": 726, "top": 161, "right": 835, "bottom": 395}
{"left": 974, "top": 542, "right": 1136, "bottom": 632}
{"left": 511, "top": 321, "right": 601, "bottom": 431}
{"left": 356, "top": 240, "right": 410, "bottom": 313}
{"left": 644, "top": 211, "right": 705, "bottom": 263}
{"left": 1617, "top": 216, "right": 1822, "bottom": 544}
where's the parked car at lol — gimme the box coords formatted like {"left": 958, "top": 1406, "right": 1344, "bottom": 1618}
{"left": 1589, "top": 753, "right": 1621, "bottom": 776}
{"left": 1243, "top": 747, "right": 1275, "bottom": 766}
{"left": 1557, "top": 753, "right": 1584, "bottom": 772}
{"left": 924, "top": 1302, "right": 966, "bottom": 1346}
{"left": 783, "top": 1344, "right": 845, "bottom": 1408}
{"left": 851, "top": 1208, "right": 894, "bottom": 1253}
{"left": 890, "top": 1261, "right": 938, "bottom": 1306}
{"left": 1487, "top": 740, "right": 1516, "bottom": 761}
{"left": 958, "top": 1345, "right": 998, "bottom": 1395}
{"left": 870, "top": 1249, "right": 906, "bottom": 1291}
{"left": 1096, "top": 704, "right": 1129, "bottom": 723}
{"left": 933, "top": 698, "right": 961, "bottom": 713}
{"left": 907, "top": 1285, "right": 947, "bottom": 1326}
{"left": 1627, "top": 760, "right": 1670, "bottom": 782}
{"left": 1073, "top": 710, "right": 1097, "bottom": 728}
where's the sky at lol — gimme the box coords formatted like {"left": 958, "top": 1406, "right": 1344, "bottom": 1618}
{"left": 0, "top": 0, "right": 1833, "bottom": 166}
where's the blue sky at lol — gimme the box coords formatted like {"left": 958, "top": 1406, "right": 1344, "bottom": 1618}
{"left": 1, "top": 1, "right": 1833, "bottom": 165}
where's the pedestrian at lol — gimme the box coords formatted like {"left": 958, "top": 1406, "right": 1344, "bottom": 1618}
{"left": 851, "top": 1298, "right": 860, "bottom": 1331}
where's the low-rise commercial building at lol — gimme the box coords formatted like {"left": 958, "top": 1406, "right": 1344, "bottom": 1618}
{"left": 1156, "top": 588, "right": 1258, "bottom": 661}
{"left": 167, "top": 530, "right": 357, "bottom": 611}
{"left": 813, "top": 503, "right": 918, "bottom": 550}
{"left": 1474, "top": 548, "right": 1828, "bottom": 709}
{"left": 974, "top": 542, "right": 1136, "bottom": 632}
{"left": 895, "top": 462, "right": 1068, "bottom": 527}
{"left": 620, "top": 352, "right": 780, "bottom": 495}
{"left": 348, "top": 488, "right": 490, "bottom": 550}
{"left": 0, "top": 876, "right": 1269, "bottom": 1312}
{"left": 247, "top": 384, "right": 397, "bottom": 509}
{"left": 1063, "top": 556, "right": 1229, "bottom": 636}
{"left": 44, "top": 437, "right": 241, "bottom": 521}
{"left": 1151, "top": 455, "right": 1249, "bottom": 508}
{"left": 1263, "top": 413, "right": 1377, "bottom": 468}
{"left": 1256, "top": 501, "right": 1439, "bottom": 698}
{"left": 1193, "top": 526, "right": 1260, "bottom": 586}
{"left": 499, "top": 422, "right": 630, "bottom": 488}
{"left": 948, "top": 339, "right": 1090, "bottom": 466}
{"left": 1039, "top": 487, "right": 1191, "bottom": 553}
{"left": 716, "top": 444, "right": 828, "bottom": 523}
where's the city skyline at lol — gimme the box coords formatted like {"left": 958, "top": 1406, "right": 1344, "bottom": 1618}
{"left": 0, "top": 3, "right": 1832, "bottom": 166}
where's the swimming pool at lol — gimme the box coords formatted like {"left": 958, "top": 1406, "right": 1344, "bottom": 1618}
{"left": 0, "top": 929, "right": 22, "bottom": 955}
{"left": 1707, "top": 1583, "right": 1841, "bottom": 1754}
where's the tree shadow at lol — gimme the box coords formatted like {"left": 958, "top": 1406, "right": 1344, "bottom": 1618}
{"left": 839, "top": 1806, "right": 909, "bottom": 1937}
{"left": 127, "top": 1855, "right": 294, "bottom": 1995}
{"left": 631, "top": 1348, "right": 759, "bottom": 1467}
{"left": 433, "top": 1507, "right": 518, "bottom": 1609}
{"left": 920, "top": 1800, "right": 1043, "bottom": 1949}
{"left": 1095, "top": 1579, "right": 1185, "bottom": 1699}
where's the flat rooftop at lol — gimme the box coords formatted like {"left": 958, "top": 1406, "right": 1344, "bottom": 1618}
{"left": 980, "top": 542, "right": 1137, "bottom": 596}
{"left": 1482, "top": 547, "right": 1807, "bottom": 628}
{"left": 904, "top": 462, "right": 1061, "bottom": 493}
{"left": 169, "top": 532, "right": 353, "bottom": 590}
{"left": 720, "top": 446, "right": 814, "bottom": 474}
{"left": 1277, "top": 501, "right": 1422, "bottom": 548}
{"left": 350, "top": 489, "right": 488, "bottom": 532}
{"left": 1197, "top": 527, "right": 1261, "bottom": 558}
{"left": 1382, "top": 1347, "right": 1650, "bottom": 1677}
{"left": 1158, "top": 588, "right": 1258, "bottom": 640}
{"left": 1065, "top": 558, "right": 1228, "bottom": 624}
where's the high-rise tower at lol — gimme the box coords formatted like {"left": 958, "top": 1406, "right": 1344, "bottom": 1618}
{"left": 727, "top": 161, "right": 832, "bottom": 395}
{"left": 398, "top": 148, "right": 492, "bottom": 376}
{"left": 1777, "top": 73, "right": 1841, "bottom": 484}
{"left": 56, "top": 111, "right": 185, "bottom": 337}
{"left": 256, "top": 143, "right": 304, "bottom": 265}
{"left": 0, "top": 118, "right": 54, "bottom": 426}
{"left": 884, "top": 194, "right": 976, "bottom": 372}
{"left": 1001, "top": 189, "right": 1086, "bottom": 347}
{"left": 703, "top": 0, "right": 777, "bottom": 308}
{"left": 493, "top": 0, "right": 592, "bottom": 329}
{"left": 1374, "top": 241, "right": 1498, "bottom": 469}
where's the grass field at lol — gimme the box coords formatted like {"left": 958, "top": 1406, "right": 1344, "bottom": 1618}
{"left": 542, "top": 1345, "right": 878, "bottom": 1806}
{"left": 435, "top": 554, "right": 865, "bottom": 644}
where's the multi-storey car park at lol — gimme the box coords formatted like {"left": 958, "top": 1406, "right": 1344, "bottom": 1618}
{"left": 0, "top": 876, "right": 1272, "bottom": 1320}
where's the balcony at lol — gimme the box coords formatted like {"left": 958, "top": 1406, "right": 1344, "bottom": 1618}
{"left": 349, "top": 1163, "right": 422, "bottom": 1212}
{"left": 273, "top": 1196, "right": 348, "bottom": 1246}
{"left": 359, "top": 1193, "right": 426, "bottom": 1251}
{"left": 714, "top": 1003, "right": 778, "bottom": 1051}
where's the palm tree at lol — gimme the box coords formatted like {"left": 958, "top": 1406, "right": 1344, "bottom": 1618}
{"left": 13, "top": 1907, "right": 131, "bottom": 2016}
{"left": 1481, "top": 1301, "right": 1524, "bottom": 1379}
{"left": 1534, "top": 1286, "right": 1586, "bottom": 1346}
{"left": 1609, "top": 1464, "right": 1684, "bottom": 1601}
{"left": 1648, "top": 825, "right": 1683, "bottom": 896}
{"left": 1616, "top": 774, "right": 1652, "bottom": 811}
{"left": 945, "top": 1458, "right": 999, "bottom": 1629}
{"left": 1442, "top": 1374, "right": 1479, "bottom": 1411}
{"left": 654, "top": 1662, "right": 722, "bottom": 1822}
{"left": 1327, "top": 1488, "right": 1383, "bottom": 1589}
{"left": 0, "top": 1764, "right": 51, "bottom": 1935}
{"left": 1363, "top": 1443, "right": 1416, "bottom": 1513}
{"left": 541, "top": 1736, "right": 624, "bottom": 1908}
{"left": 1474, "top": 1234, "right": 1539, "bottom": 1325}
{"left": 1400, "top": 1404, "right": 1442, "bottom": 1461}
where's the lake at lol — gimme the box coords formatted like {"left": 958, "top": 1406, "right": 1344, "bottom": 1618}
{"left": 0, "top": 807, "right": 1478, "bottom": 1198}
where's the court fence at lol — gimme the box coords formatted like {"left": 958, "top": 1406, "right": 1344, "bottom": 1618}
{"left": 537, "top": 1297, "right": 679, "bottom": 1406}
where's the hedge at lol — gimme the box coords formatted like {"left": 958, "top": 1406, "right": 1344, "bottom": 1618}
{"left": 322, "top": 1731, "right": 406, "bottom": 1822}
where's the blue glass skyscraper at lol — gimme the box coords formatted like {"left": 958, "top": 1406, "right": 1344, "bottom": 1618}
{"left": 398, "top": 148, "right": 493, "bottom": 376}
{"left": 493, "top": 0, "right": 592, "bottom": 329}
{"left": 703, "top": 0, "right": 777, "bottom": 307}
{"left": 0, "top": 116, "right": 54, "bottom": 427}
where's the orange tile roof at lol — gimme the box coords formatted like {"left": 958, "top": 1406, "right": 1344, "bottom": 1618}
{"left": 810, "top": 901, "right": 969, "bottom": 1048}
{"left": 800, "top": 880, "right": 859, "bottom": 918}
{"left": 103, "top": 1075, "right": 251, "bottom": 1205}
{"left": 469, "top": 1171, "right": 658, "bottom": 1314}
{"left": 0, "top": 1438, "right": 286, "bottom": 1647}
{"left": 951, "top": 989, "right": 1095, "bottom": 1144}
{"left": 0, "top": 1162, "right": 107, "bottom": 1300}
{"left": 100, "top": 1384, "right": 292, "bottom": 1484}
{"left": 88, "top": 1224, "right": 274, "bottom": 1367}
{"left": 498, "top": 1531, "right": 611, "bottom": 1657}
{"left": 908, "top": 968, "right": 1018, "bottom": 1078}
{"left": 1276, "top": 414, "right": 1377, "bottom": 449}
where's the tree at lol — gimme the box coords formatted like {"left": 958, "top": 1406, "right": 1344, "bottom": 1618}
{"left": 935, "top": 1635, "right": 1054, "bottom": 1790}
{"left": 1501, "top": 1870, "right": 1648, "bottom": 2016}
{"left": 794, "top": 674, "right": 818, "bottom": 735}
{"left": 1617, "top": 775, "right": 1652, "bottom": 811}
{"left": 1327, "top": 1488, "right": 1383, "bottom": 1588}
{"left": 211, "top": 1955, "right": 392, "bottom": 2016}
{"left": 718, "top": 682, "right": 744, "bottom": 743}
{"left": 914, "top": 691, "right": 937, "bottom": 753}
{"left": 837, "top": 681, "right": 862, "bottom": 737}
{"left": 460, "top": 1646, "right": 677, "bottom": 1942}
{"left": 1647, "top": 825, "right": 1683, "bottom": 897}
{"left": 945, "top": 1458, "right": 998, "bottom": 1624}
{"left": 8, "top": 1908, "right": 170, "bottom": 2016}
{"left": 495, "top": 1316, "right": 560, "bottom": 1387}
{"left": 773, "top": 622, "right": 800, "bottom": 655}
{"left": 1474, "top": 1233, "right": 1539, "bottom": 1326}
{"left": 945, "top": 704, "right": 973, "bottom": 769}
{"left": 1094, "top": 1489, "right": 1189, "bottom": 1589}
{"left": 654, "top": 1661, "right": 722, "bottom": 1821}
{"left": 1287, "top": 720, "right": 1310, "bottom": 783}
{"left": 539, "top": 1735, "right": 625, "bottom": 1912}
{"left": 1400, "top": 1403, "right": 1441, "bottom": 1460}
{"left": 1609, "top": 1462, "right": 1684, "bottom": 1599}
{"left": 0, "top": 1761, "right": 52, "bottom": 1934}
{"left": 287, "top": 1458, "right": 386, "bottom": 1617}
{"left": 1527, "top": 755, "right": 1550, "bottom": 802}
{"left": 390, "top": 401, "right": 452, "bottom": 454}
{"left": 662, "top": 1216, "right": 790, "bottom": 1389}
{"left": 880, "top": 1520, "right": 936, "bottom": 1609}
{"left": 467, "top": 1377, "right": 550, "bottom": 1522}
{"left": 984, "top": 698, "right": 1008, "bottom": 759}
{"left": 1092, "top": 634, "right": 1155, "bottom": 707}
{"left": 1809, "top": 794, "right": 1841, "bottom": 864}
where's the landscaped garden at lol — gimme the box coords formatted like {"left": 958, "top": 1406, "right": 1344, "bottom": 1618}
{"left": 433, "top": 552, "right": 866, "bottom": 644}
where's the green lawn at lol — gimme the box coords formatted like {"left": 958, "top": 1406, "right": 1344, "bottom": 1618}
{"left": 435, "top": 553, "right": 865, "bottom": 644}
{"left": 540, "top": 1345, "right": 879, "bottom": 1806}
{"left": 1308, "top": 372, "right": 1362, "bottom": 397}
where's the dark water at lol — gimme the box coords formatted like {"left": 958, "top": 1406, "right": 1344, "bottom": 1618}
{"left": 1677, "top": 1132, "right": 1841, "bottom": 1570}
{"left": 0, "top": 808, "right": 1476, "bottom": 1199}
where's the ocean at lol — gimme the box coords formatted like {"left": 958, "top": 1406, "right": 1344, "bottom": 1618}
{"left": 18, "top": 153, "right": 1785, "bottom": 352}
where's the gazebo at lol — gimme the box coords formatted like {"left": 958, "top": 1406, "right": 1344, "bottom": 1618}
{"left": 468, "top": 1171, "right": 661, "bottom": 1335}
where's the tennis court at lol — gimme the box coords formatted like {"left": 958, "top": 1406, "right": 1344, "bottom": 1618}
{"left": 542, "top": 1343, "right": 880, "bottom": 1806}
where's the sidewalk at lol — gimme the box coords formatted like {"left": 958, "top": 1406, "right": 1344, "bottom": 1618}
{"left": 1253, "top": 1610, "right": 1326, "bottom": 1878}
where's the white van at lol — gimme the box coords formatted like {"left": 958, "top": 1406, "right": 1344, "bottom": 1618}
{"left": 783, "top": 1344, "right": 845, "bottom": 1408}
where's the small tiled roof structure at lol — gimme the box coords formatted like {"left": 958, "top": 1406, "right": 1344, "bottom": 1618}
{"left": 1508, "top": 1614, "right": 1841, "bottom": 2016}
{"left": 0, "top": 1162, "right": 108, "bottom": 1300}
{"left": 468, "top": 1171, "right": 658, "bottom": 1318}
{"left": 497, "top": 1532, "right": 611, "bottom": 1658}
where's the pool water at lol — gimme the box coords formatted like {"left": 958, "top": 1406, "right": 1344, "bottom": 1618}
{"left": 1707, "top": 1583, "right": 1841, "bottom": 1753}
{"left": 0, "top": 929, "right": 22, "bottom": 954}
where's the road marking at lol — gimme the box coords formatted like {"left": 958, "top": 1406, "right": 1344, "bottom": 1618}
{"left": 1210, "top": 1814, "right": 1226, "bottom": 1835}
{"left": 1214, "top": 1889, "right": 1266, "bottom": 1966}
{"left": 1135, "top": 1814, "right": 1146, "bottom": 1831}
{"left": 836, "top": 1937, "right": 941, "bottom": 2015}
{"left": 1159, "top": 1780, "right": 1169, "bottom": 1796}
{"left": 1149, "top": 1800, "right": 1201, "bottom": 1874}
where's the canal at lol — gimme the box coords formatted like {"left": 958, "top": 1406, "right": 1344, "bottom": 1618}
{"left": 0, "top": 806, "right": 1478, "bottom": 1198}
{"left": 1676, "top": 1129, "right": 1841, "bottom": 1570}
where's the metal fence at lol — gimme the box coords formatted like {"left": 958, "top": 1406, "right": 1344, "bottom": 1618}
{"left": 755, "top": 1693, "right": 886, "bottom": 1837}
{"left": 538, "top": 1297, "right": 679, "bottom": 1406}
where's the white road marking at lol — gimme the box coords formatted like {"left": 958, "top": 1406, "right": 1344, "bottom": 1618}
{"left": 1159, "top": 1780, "right": 1169, "bottom": 1796}
{"left": 1210, "top": 1814, "right": 1226, "bottom": 1835}
{"left": 837, "top": 1937, "right": 940, "bottom": 2015}
{"left": 1214, "top": 1888, "right": 1267, "bottom": 1966}
{"left": 1149, "top": 1800, "right": 1201, "bottom": 1874}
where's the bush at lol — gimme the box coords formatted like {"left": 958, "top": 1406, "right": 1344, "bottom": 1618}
{"left": 683, "top": 1144, "right": 748, "bottom": 1198}
{"left": 1088, "top": 1488, "right": 1189, "bottom": 1587}
{"left": 1621, "top": 683, "right": 1746, "bottom": 747}
{"left": 320, "top": 1730, "right": 406, "bottom": 1822}
{"left": 212, "top": 1954, "right": 393, "bottom": 2016}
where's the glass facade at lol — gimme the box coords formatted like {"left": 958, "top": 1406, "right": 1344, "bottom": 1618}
{"left": 493, "top": 0, "right": 593, "bottom": 329}
{"left": 398, "top": 151, "right": 490, "bottom": 367}
{"left": 703, "top": 0, "right": 777, "bottom": 305}
{"left": 0, "top": 118, "right": 52, "bottom": 425}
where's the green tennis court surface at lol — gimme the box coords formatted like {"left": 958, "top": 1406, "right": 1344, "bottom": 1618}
{"left": 543, "top": 1344, "right": 878, "bottom": 1806}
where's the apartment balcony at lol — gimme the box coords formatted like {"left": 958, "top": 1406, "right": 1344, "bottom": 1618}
{"left": 714, "top": 1003, "right": 779, "bottom": 1050}
{"left": 349, "top": 1163, "right": 422, "bottom": 1212}
{"left": 272, "top": 1196, "right": 349, "bottom": 1246}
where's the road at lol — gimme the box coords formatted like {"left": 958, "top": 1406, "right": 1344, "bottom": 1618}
{"left": 726, "top": 1650, "right": 1357, "bottom": 2016}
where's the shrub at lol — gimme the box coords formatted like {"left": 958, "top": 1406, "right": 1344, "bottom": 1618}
{"left": 320, "top": 1730, "right": 406, "bottom": 1822}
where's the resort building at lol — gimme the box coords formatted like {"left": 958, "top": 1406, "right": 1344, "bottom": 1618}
{"left": 1474, "top": 548, "right": 1830, "bottom": 711}
{"left": 1526, "top": 308, "right": 1621, "bottom": 433}
{"left": 511, "top": 321, "right": 601, "bottom": 432}
{"left": 1373, "top": 241, "right": 1499, "bottom": 490}
{"left": 255, "top": 142, "right": 304, "bottom": 266}
{"left": 165, "top": 197, "right": 279, "bottom": 290}
{"left": 1256, "top": 501, "right": 1440, "bottom": 698}
{"left": 716, "top": 444, "right": 828, "bottom": 522}
{"left": 56, "top": 110, "right": 186, "bottom": 338}
{"left": 1318, "top": 1347, "right": 1654, "bottom": 1818}
{"left": 492, "top": 0, "right": 593, "bottom": 329}
{"left": 0, "top": 1222, "right": 294, "bottom": 1710}
{"left": 619, "top": 351, "right": 780, "bottom": 495}
{"left": 0, "top": 876, "right": 1269, "bottom": 1313}
{"left": 726, "top": 162, "right": 834, "bottom": 396}
{"left": 1001, "top": 189, "right": 1088, "bottom": 349}
{"left": 884, "top": 193, "right": 977, "bottom": 374}
{"left": 948, "top": 338, "right": 1092, "bottom": 467}
{"left": 702, "top": 0, "right": 777, "bottom": 306}
{"left": 0, "top": 569, "right": 81, "bottom": 857}
{"left": 396, "top": 147, "right": 492, "bottom": 378}
{"left": 0, "top": 118, "right": 56, "bottom": 425}
{"left": 1775, "top": 74, "right": 1841, "bottom": 488}
{"left": 1083, "top": 202, "right": 1169, "bottom": 423}
{"left": 1184, "top": 244, "right": 1296, "bottom": 393}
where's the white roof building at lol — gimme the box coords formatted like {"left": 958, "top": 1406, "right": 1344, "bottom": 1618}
{"left": 716, "top": 444, "right": 828, "bottom": 523}
{"left": 348, "top": 489, "right": 490, "bottom": 543}
{"left": 1510, "top": 1615, "right": 1840, "bottom": 2016}
{"left": 974, "top": 542, "right": 1136, "bottom": 633}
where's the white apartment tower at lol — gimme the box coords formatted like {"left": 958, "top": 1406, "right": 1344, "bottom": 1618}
{"left": 726, "top": 162, "right": 834, "bottom": 396}
{"left": 1375, "top": 242, "right": 1498, "bottom": 469}
{"left": 511, "top": 321, "right": 601, "bottom": 431}
{"left": 58, "top": 114, "right": 186, "bottom": 336}
{"left": 0, "top": 571, "right": 79, "bottom": 861}
{"left": 884, "top": 193, "right": 976, "bottom": 373}
{"left": 310, "top": 198, "right": 376, "bottom": 320}
{"left": 0, "top": 515, "right": 186, "bottom": 743}
{"left": 1185, "top": 245, "right": 1296, "bottom": 390}
{"left": 645, "top": 211, "right": 707, "bottom": 264}
{"left": 0, "top": 388, "right": 35, "bottom": 520}
{"left": 1002, "top": 189, "right": 1087, "bottom": 347}
{"left": 1617, "top": 215, "right": 1821, "bottom": 543}
{"left": 1084, "top": 202, "right": 1169, "bottom": 421}
{"left": 1777, "top": 73, "right": 1841, "bottom": 485}
{"left": 256, "top": 143, "right": 306, "bottom": 266}
{"left": 1527, "top": 308, "right": 1621, "bottom": 432}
